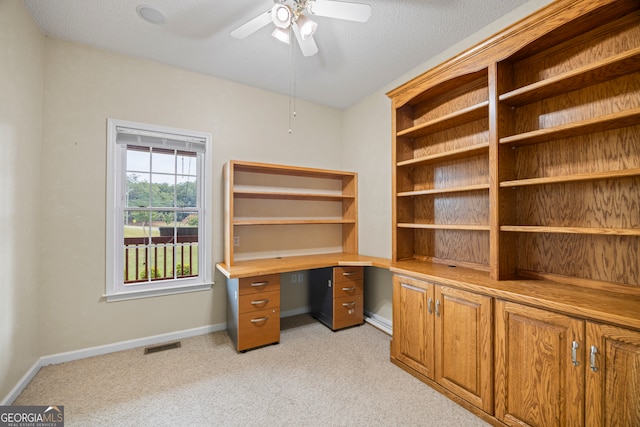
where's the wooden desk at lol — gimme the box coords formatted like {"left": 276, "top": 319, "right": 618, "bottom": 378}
{"left": 216, "top": 253, "right": 390, "bottom": 352}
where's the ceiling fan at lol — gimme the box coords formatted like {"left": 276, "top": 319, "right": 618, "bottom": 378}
{"left": 230, "top": 0, "right": 372, "bottom": 57}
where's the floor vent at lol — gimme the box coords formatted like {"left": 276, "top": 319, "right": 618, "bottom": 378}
{"left": 144, "top": 341, "right": 181, "bottom": 354}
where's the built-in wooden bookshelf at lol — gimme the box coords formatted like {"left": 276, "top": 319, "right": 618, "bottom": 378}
{"left": 224, "top": 160, "right": 358, "bottom": 266}
{"left": 389, "top": 0, "right": 640, "bottom": 290}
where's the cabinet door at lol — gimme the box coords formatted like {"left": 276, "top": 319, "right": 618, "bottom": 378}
{"left": 435, "top": 286, "right": 493, "bottom": 413}
{"left": 392, "top": 275, "right": 435, "bottom": 379}
{"left": 495, "top": 300, "right": 585, "bottom": 427}
{"left": 586, "top": 322, "right": 640, "bottom": 426}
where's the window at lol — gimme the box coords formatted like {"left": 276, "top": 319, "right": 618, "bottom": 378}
{"left": 106, "top": 119, "right": 212, "bottom": 301}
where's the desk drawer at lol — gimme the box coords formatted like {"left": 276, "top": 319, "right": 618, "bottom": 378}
{"left": 239, "top": 274, "right": 280, "bottom": 295}
{"left": 334, "top": 279, "right": 363, "bottom": 298}
{"left": 334, "top": 266, "right": 363, "bottom": 284}
{"left": 333, "top": 294, "right": 363, "bottom": 330}
{"left": 238, "top": 307, "right": 280, "bottom": 351}
{"left": 238, "top": 290, "right": 280, "bottom": 314}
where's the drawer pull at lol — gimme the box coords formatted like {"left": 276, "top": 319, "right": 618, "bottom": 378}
{"left": 342, "top": 272, "right": 357, "bottom": 276}
{"left": 250, "top": 281, "right": 268, "bottom": 287}
{"left": 342, "top": 302, "right": 356, "bottom": 307}
{"left": 250, "top": 299, "right": 269, "bottom": 306}
{"left": 571, "top": 341, "right": 580, "bottom": 367}
{"left": 342, "top": 287, "right": 356, "bottom": 292}
{"left": 590, "top": 345, "right": 599, "bottom": 372}
{"left": 250, "top": 316, "right": 269, "bottom": 323}
{"left": 428, "top": 297, "right": 433, "bottom": 315}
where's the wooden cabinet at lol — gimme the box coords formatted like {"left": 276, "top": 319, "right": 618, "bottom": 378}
{"left": 586, "top": 323, "right": 640, "bottom": 426}
{"left": 391, "top": 275, "right": 493, "bottom": 414}
{"left": 224, "top": 160, "right": 357, "bottom": 266}
{"left": 496, "top": 300, "right": 640, "bottom": 426}
{"left": 226, "top": 274, "right": 280, "bottom": 352}
{"left": 495, "top": 300, "right": 585, "bottom": 426}
{"left": 310, "top": 266, "right": 364, "bottom": 330}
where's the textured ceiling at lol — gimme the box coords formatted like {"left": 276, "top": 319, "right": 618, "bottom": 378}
{"left": 23, "top": 0, "right": 533, "bottom": 109}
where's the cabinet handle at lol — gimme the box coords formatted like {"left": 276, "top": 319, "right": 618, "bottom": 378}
{"left": 250, "top": 316, "right": 269, "bottom": 323}
{"left": 342, "top": 271, "right": 357, "bottom": 276}
{"left": 342, "top": 287, "right": 356, "bottom": 292}
{"left": 571, "top": 341, "right": 580, "bottom": 366}
{"left": 590, "top": 345, "right": 599, "bottom": 372}
{"left": 427, "top": 297, "right": 433, "bottom": 315}
{"left": 250, "top": 299, "right": 269, "bottom": 305}
{"left": 435, "top": 300, "right": 441, "bottom": 317}
{"left": 250, "top": 281, "right": 268, "bottom": 287}
{"left": 342, "top": 302, "right": 356, "bottom": 307}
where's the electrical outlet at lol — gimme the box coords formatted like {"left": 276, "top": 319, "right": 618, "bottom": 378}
{"left": 234, "top": 236, "right": 240, "bottom": 247}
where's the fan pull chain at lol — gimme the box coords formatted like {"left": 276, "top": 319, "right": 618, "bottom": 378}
{"left": 289, "top": 25, "right": 296, "bottom": 134}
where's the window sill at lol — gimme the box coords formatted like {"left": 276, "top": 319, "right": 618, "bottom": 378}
{"left": 104, "top": 282, "right": 213, "bottom": 302}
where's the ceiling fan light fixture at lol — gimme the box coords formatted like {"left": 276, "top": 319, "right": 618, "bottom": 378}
{"left": 271, "top": 4, "right": 292, "bottom": 29}
{"left": 296, "top": 14, "right": 318, "bottom": 40}
{"left": 271, "top": 27, "right": 291, "bottom": 44}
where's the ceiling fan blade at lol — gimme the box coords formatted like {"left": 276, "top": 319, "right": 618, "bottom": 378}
{"left": 230, "top": 10, "right": 272, "bottom": 39}
{"left": 292, "top": 22, "right": 318, "bottom": 57}
{"left": 309, "top": 0, "right": 371, "bottom": 23}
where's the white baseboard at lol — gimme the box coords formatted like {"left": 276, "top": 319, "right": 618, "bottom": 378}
{"left": 1, "top": 359, "right": 42, "bottom": 406}
{"left": 364, "top": 311, "right": 392, "bottom": 336}
{"left": 1, "top": 322, "right": 226, "bottom": 405}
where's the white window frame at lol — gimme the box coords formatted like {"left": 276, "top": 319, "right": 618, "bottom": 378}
{"left": 106, "top": 118, "right": 213, "bottom": 302}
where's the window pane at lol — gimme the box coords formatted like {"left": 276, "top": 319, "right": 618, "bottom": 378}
{"left": 126, "top": 147, "right": 150, "bottom": 173}
{"left": 152, "top": 149, "right": 175, "bottom": 174}
{"left": 150, "top": 176, "right": 175, "bottom": 207}
{"left": 177, "top": 175, "right": 197, "bottom": 207}
{"left": 177, "top": 152, "right": 197, "bottom": 177}
{"left": 126, "top": 172, "right": 150, "bottom": 208}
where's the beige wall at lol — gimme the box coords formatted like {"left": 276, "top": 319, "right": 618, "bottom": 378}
{"left": 0, "top": 0, "right": 45, "bottom": 399}
{"left": 38, "top": 38, "right": 343, "bottom": 355}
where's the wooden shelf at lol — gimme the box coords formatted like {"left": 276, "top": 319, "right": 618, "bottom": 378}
{"left": 234, "top": 189, "right": 352, "bottom": 202}
{"left": 397, "top": 101, "right": 489, "bottom": 138}
{"left": 500, "top": 226, "right": 640, "bottom": 236}
{"left": 397, "top": 143, "right": 489, "bottom": 167}
{"left": 398, "top": 183, "right": 490, "bottom": 197}
{"left": 499, "top": 108, "right": 640, "bottom": 147}
{"left": 225, "top": 160, "right": 358, "bottom": 266}
{"left": 398, "top": 223, "right": 490, "bottom": 231}
{"left": 500, "top": 47, "right": 640, "bottom": 106}
{"left": 500, "top": 168, "right": 640, "bottom": 188}
{"left": 234, "top": 219, "right": 355, "bottom": 226}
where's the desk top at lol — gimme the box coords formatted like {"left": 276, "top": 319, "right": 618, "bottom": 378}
{"left": 216, "top": 253, "right": 391, "bottom": 279}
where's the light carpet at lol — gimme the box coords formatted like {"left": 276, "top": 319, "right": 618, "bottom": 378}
{"left": 14, "top": 315, "right": 489, "bottom": 426}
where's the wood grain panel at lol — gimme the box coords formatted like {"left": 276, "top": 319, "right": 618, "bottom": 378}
{"left": 413, "top": 191, "right": 490, "bottom": 225}
{"left": 513, "top": 73, "right": 640, "bottom": 134}
{"left": 412, "top": 119, "right": 489, "bottom": 160}
{"left": 512, "top": 12, "right": 640, "bottom": 88}
{"left": 495, "top": 300, "right": 585, "bottom": 427}
{"left": 516, "top": 233, "right": 639, "bottom": 286}
{"left": 392, "top": 276, "right": 435, "bottom": 379}
{"left": 414, "top": 229, "right": 490, "bottom": 267}
{"left": 411, "top": 155, "right": 489, "bottom": 192}
{"left": 411, "top": 74, "right": 488, "bottom": 128}
{"left": 586, "top": 322, "right": 640, "bottom": 426}
{"left": 514, "top": 125, "right": 640, "bottom": 180}
{"left": 514, "top": 177, "right": 640, "bottom": 229}
{"left": 435, "top": 286, "right": 493, "bottom": 413}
